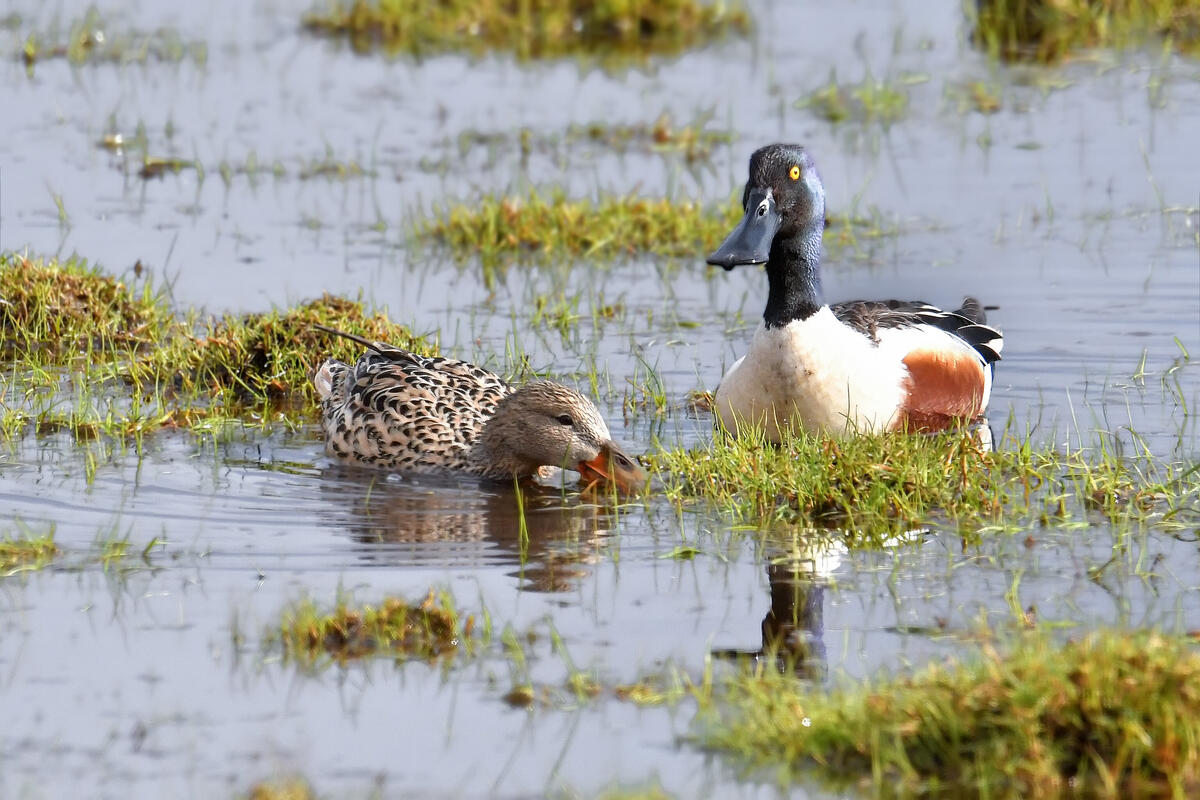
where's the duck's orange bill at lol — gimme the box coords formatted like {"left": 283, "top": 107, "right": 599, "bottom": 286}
{"left": 577, "top": 446, "right": 646, "bottom": 493}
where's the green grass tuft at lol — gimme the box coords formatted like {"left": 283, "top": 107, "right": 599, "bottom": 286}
{"left": 302, "top": 0, "right": 750, "bottom": 62}
{"left": 972, "top": 0, "right": 1200, "bottom": 62}
{"left": 273, "top": 590, "right": 474, "bottom": 668}
{"left": 417, "top": 189, "right": 894, "bottom": 269}
{"left": 700, "top": 630, "right": 1200, "bottom": 796}
{"left": 1, "top": 253, "right": 434, "bottom": 436}
{"left": 0, "top": 253, "right": 172, "bottom": 361}
{"left": 649, "top": 427, "right": 1199, "bottom": 540}
{"left": 419, "top": 189, "right": 742, "bottom": 263}
{"left": 132, "top": 294, "right": 431, "bottom": 413}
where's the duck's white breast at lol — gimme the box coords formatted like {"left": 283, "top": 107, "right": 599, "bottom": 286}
{"left": 714, "top": 306, "right": 909, "bottom": 439}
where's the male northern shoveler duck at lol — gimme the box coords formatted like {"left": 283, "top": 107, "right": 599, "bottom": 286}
{"left": 312, "top": 326, "right": 645, "bottom": 492}
{"left": 706, "top": 144, "right": 1003, "bottom": 441}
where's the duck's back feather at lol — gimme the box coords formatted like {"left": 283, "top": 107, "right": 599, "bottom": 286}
{"left": 830, "top": 297, "right": 1003, "bottom": 365}
{"left": 317, "top": 344, "right": 512, "bottom": 471}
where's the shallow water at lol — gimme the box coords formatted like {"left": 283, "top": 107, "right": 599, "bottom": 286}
{"left": 1, "top": 0, "right": 1199, "bottom": 797}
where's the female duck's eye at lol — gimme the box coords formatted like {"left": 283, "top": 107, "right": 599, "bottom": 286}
{"left": 615, "top": 454, "right": 632, "bottom": 468}
{"left": 789, "top": 165, "right": 801, "bottom": 180}
{"left": 557, "top": 414, "right": 574, "bottom": 426}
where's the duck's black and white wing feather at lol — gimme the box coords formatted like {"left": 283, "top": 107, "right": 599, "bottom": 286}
{"left": 831, "top": 297, "right": 1003, "bottom": 365}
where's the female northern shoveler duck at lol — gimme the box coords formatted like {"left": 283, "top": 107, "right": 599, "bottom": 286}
{"left": 706, "top": 144, "right": 1003, "bottom": 441}
{"left": 312, "top": 326, "right": 645, "bottom": 492}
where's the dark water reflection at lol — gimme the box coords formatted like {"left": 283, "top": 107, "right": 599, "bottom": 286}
{"left": 713, "top": 559, "right": 833, "bottom": 680}
{"left": 317, "top": 466, "right": 621, "bottom": 592}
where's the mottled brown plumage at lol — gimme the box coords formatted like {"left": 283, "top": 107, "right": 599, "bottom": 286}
{"left": 312, "top": 326, "right": 644, "bottom": 491}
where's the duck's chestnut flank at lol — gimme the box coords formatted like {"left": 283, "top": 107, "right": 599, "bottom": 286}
{"left": 709, "top": 144, "right": 1004, "bottom": 440}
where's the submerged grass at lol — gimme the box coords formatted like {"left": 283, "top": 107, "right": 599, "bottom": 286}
{"left": 428, "top": 111, "right": 735, "bottom": 172}
{"left": 243, "top": 778, "right": 315, "bottom": 800}
{"left": 649, "top": 426, "right": 1199, "bottom": 539}
{"left": 0, "top": 533, "right": 58, "bottom": 574}
{"left": 797, "top": 71, "right": 911, "bottom": 126}
{"left": 19, "top": 8, "right": 207, "bottom": 72}
{"left": 273, "top": 590, "right": 474, "bottom": 668}
{"left": 972, "top": 0, "right": 1200, "bottom": 61}
{"left": 567, "top": 111, "right": 734, "bottom": 160}
{"left": 302, "top": 0, "right": 750, "bottom": 62}
{"left": 700, "top": 629, "right": 1200, "bottom": 797}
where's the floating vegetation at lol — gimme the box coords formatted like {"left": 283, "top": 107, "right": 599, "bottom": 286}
{"left": 137, "top": 156, "right": 199, "bottom": 180}
{"left": 19, "top": 8, "right": 207, "bottom": 73}
{"left": 417, "top": 189, "right": 894, "bottom": 268}
{"left": 946, "top": 80, "right": 1004, "bottom": 114}
{"left": 568, "top": 111, "right": 735, "bottom": 161}
{"left": 0, "top": 532, "right": 58, "bottom": 575}
{"left": 302, "top": 0, "right": 750, "bottom": 62}
{"left": 700, "top": 630, "right": 1200, "bottom": 796}
{"left": 273, "top": 590, "right": 474, "bottom": 668}
{"left": 796, "top": 71, "right": 910, "bottom": 126}
{"left": 243, "top": 778, "right": 315, "bottom": 800}
{"left": 503, "top": 670, "right": 693, "bottom": 710}
{"left": 971, "top": 0, "right": 1200, "bottom": 61}
{"left": 429, "top": 111, "right": 735, "bottom": 171}
{"left": 649, "top": 426, "right": 1199, "bottom": 539}
{"left": 296, "top": 153, "right": 370, "bottom": 180}
{"left": 89, "top": 129, "right": 372, "bottom": 184}
{"left": 589, "top": 783, "right": 675, "bottom": 800}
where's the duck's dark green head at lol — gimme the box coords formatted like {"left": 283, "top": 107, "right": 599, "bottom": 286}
{"left": 707, "top": 144, "right": 825, "bottom": 270}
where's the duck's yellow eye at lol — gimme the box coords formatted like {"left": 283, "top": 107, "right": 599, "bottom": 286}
{"left": 789, "top": 165, "right": 801, "bottom": 180}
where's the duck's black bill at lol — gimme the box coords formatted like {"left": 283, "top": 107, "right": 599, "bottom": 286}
{"left": 706, "top": 190, "right": 780, "bottom": 271}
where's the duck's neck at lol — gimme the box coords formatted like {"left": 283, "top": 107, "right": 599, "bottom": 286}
{"left": 470, "top": 417, "right": 538, "bottom": 480}
{"left": 762, "top": 223, "right": 825, "bottom": 329}
{"left": 469, "top": 440, "right": 525, "bottom": 480}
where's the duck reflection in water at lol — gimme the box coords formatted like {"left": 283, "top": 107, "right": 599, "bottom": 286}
{"left": 319, "top": 466, "right": 621, "bottom": 593}
{"left": 713, "top": 539, "right": 844, "bottom": 678}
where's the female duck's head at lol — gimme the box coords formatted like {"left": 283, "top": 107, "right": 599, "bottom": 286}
{"left": 474, "top": 380, "right": 645, "bottom": 492}
{"left": 708, "top": 144, "right": 828, "bottom": 327}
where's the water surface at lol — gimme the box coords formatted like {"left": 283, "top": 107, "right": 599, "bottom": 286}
{"left": 1, "top": 0, "right": 1198, "bottom": 797}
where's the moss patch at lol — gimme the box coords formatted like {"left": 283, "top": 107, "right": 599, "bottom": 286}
{"left": 274, "top": 590, "right": 474, "bottom": 668}
{"left": 700, "top": 630, "right": 1200, "bottom": 796}
{"left": 972, "top": 0, "right": 1200, "bottom": 61}
{"left": 1, "top": 252, "right": 432, "bottom": 435}
{"left": 134, "top": 294, "right": 430, "bottom": 412}
{"left": 0, "top": 254, "right": 172, "bottom": 361}
{"left": 302, "top": 0, "right": 750, "bottom": 62}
